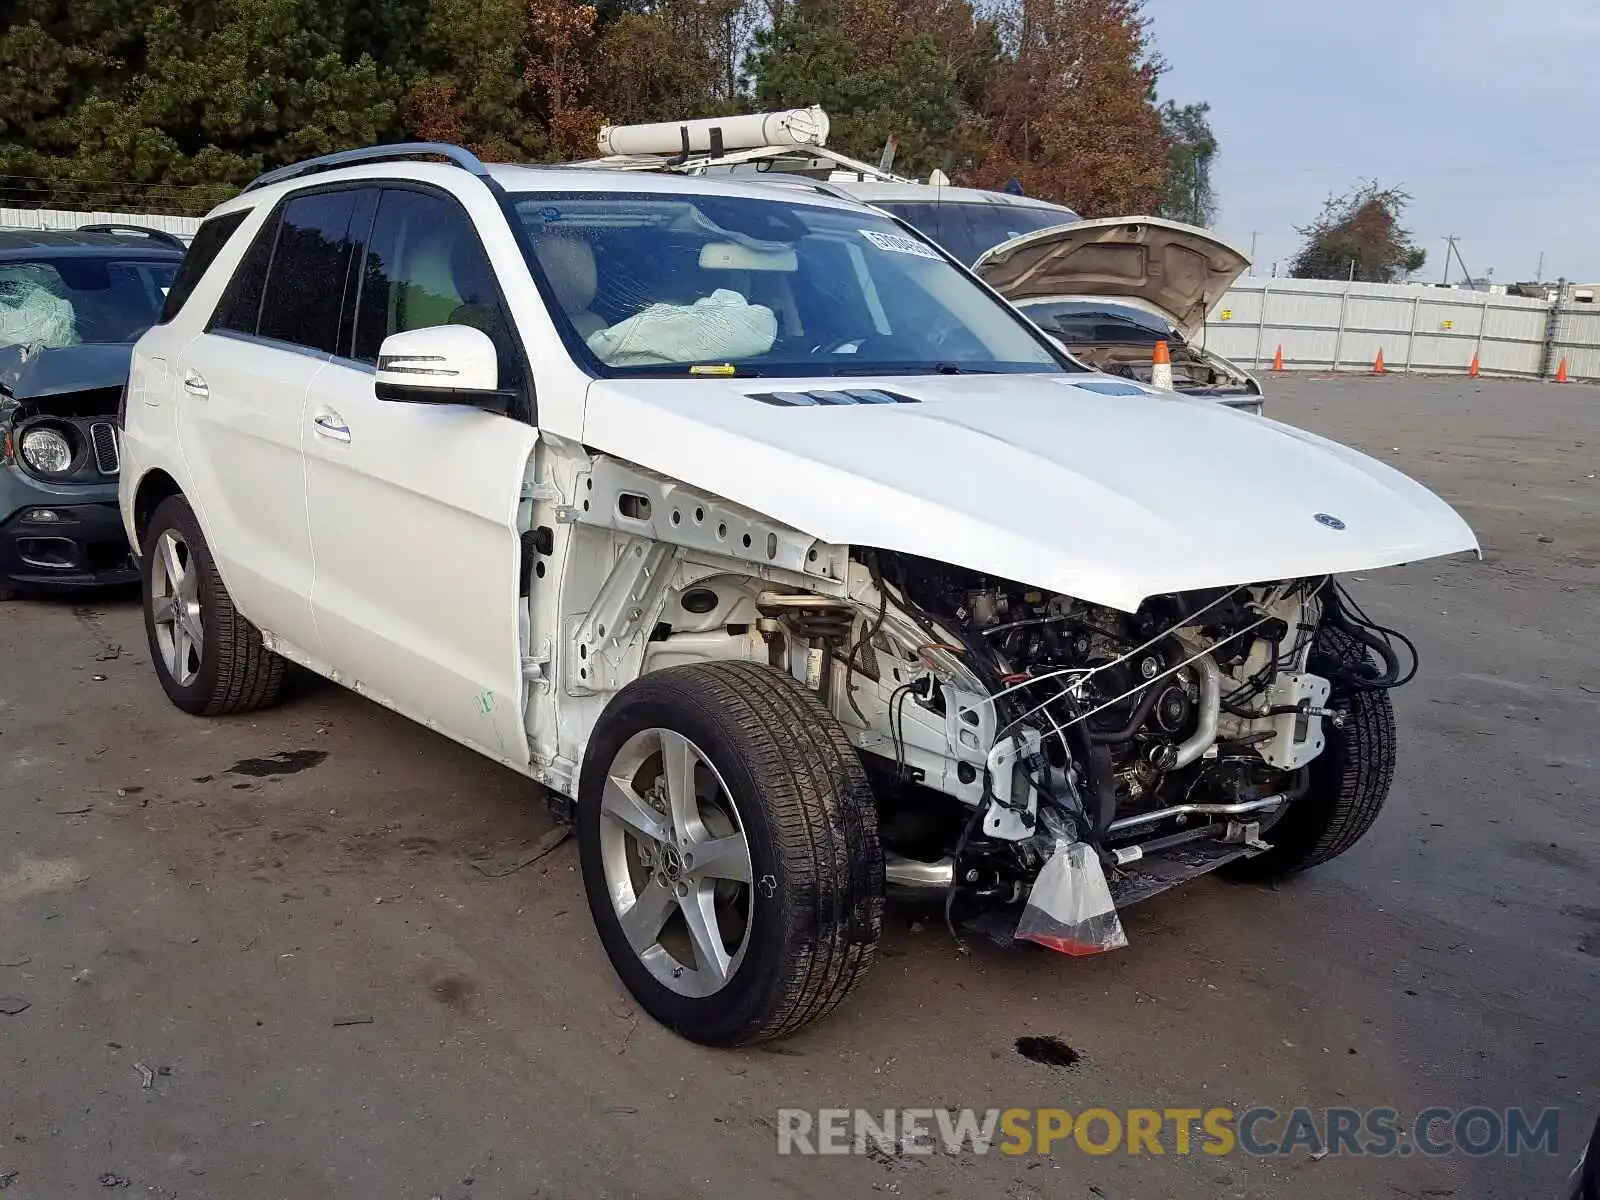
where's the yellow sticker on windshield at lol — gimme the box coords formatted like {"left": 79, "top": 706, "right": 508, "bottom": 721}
{"left": 690, "top": 363, "right": 737, "bottom": 376}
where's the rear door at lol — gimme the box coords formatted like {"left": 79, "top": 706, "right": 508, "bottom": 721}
{"left": 174, "top": 189, "right": 363, "bottom": 653}
{"left": 302, "top": 184, "right": 536, "bottom": 765}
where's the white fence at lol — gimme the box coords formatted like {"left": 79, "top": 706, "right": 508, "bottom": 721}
{"left": 0, "top": 206, "right": 200, "bottom": 244}
{"left": 1201, "top": 276, "right": 1598, "bottom": 382}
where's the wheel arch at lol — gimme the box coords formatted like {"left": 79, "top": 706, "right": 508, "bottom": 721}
{"left": 132, "top": 468, "right": 184, "bottom": 549}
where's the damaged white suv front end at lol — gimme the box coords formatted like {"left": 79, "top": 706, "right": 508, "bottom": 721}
{"left": 122, "top": 150, "right": 1477, "bottom": 1046}
{"left": 564, "top": 366, "right": 1470, "bottom": 954}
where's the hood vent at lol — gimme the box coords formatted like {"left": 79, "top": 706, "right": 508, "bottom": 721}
{"left": 749, "top": 388, "right": 921, "bottom": 407}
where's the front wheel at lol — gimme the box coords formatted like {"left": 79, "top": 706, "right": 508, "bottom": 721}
{"left": 1223, "top": 626, "right": 1397, "bottom": 881}
{"left": 141, "top": 494, "right": 286, "bottom": 716}
{"left": 578, "top": 662, "right": 884, "bottom": 1046}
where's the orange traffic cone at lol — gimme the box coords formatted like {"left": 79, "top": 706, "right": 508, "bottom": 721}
{"left": 1469, "top": 352, "right": 1480, "bottom": 378}
{"left": 1555, "top": 357, "right": 1569, "bottom": 383}
{"left": 1372, "top": 349, "right": 1386, "bottom": 374}
{"left": 1271, "top": 345, "right": 1285, "bottom": 372}
{"left": 1151, "top": 339, "right": 1174, "bottom": 390}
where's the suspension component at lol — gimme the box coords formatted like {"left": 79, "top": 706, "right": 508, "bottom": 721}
{"left": 756, "top": 592, "right": 857, "bottom": 708}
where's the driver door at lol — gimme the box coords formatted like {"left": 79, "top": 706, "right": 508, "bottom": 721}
{"left": 302, "top": 184, "right": 537, "bottom": 765}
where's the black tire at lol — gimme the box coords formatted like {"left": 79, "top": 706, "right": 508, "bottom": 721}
{"left": 578, "top": 661, "right": 884, "bottom": 1046}
{"left": 1222, "top": 626, "right": 1396, "bottom": 881}
{"left": 141, "top": 494, "right": 286, "bottom": 716}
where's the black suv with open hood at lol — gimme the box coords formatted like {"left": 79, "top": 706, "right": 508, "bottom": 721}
{"left": 0, "top": 225, "right": 185, "bottom": 597}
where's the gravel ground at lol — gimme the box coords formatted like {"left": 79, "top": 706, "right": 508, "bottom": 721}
{"left": 1, "top": 374, "right": 1595, "bottom": 1199}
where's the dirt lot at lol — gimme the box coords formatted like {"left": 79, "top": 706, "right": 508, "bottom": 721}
{"left": 2, "top": 375, "right": 1596, "bottom": 1199}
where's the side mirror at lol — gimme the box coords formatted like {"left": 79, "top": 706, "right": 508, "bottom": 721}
{"left": 374, "top": 325, "right": 514, "bottom": 414}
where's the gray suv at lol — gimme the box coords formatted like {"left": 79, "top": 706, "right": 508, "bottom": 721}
{"left": 0, "top": 225, "right": 185, "bottom": 597}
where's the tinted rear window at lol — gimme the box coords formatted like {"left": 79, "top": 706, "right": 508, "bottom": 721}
{"left": 210, "top": 212, "right": 279, "bottom": 336}
{"left": 256, "top": 191, "right": 360, "bottom": 354}
{"left": 159, "top": 211, "right": 247, "bottom": 322}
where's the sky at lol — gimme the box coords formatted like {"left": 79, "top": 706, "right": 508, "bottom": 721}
{"left": 1142, "top": 0, "right": 1600, "bottom": 283}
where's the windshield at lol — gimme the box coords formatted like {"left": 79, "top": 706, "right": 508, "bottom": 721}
{"left": 512, "top": 192, "right": 1075, "bottom": 379}
{"left": 1018, "top": 300, "right": 1172, "bottom": 344}
{"left": 871, "top": 200, "right": 1080, "bottom": 266}
{"left": 0, "top": 256, "right": 177, "bottom": 352}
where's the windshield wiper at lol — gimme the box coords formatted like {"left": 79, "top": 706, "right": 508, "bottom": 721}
{"left": 824, "top": 362, "right": 1000, "bottom": 377}
{"left": 618, "top": 362, "right": 763, "bottom": 378}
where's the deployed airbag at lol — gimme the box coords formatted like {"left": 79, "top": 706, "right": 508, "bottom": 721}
{"left": 588, "top": 288, "right": 776, "bottom": 367}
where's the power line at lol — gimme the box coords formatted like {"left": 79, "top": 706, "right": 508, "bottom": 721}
{"left": 0, "top": 172, "right": 237, "bottom": 193}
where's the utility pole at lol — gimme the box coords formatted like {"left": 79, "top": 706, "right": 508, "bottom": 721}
{"left": 1249, "top": 231, "right": 1260, "bottom": 271}
{"left": 1451, "top": 239, "right": 1476, "bottom": 290}
{"left": 1535, "top": 249, "right": 1545, "bottom": 281}
{"left": 1441, "top": 235, "right": 1456, "bottom": 286}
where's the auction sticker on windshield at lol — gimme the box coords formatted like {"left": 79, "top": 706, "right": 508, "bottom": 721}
{"left": 860, "top": 229, "right": 942, "bottom": 259}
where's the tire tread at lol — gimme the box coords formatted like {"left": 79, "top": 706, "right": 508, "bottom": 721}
{"left": 581, "top": 660, "right": 883, "bottom": 1045}
{"left": 1225, "top": 625, "right": 1396, "bottom": 880}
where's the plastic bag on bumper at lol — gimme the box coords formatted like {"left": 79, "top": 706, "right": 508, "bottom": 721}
{"left": 1015, "top": 839, "right": 1128, "bottom": 956}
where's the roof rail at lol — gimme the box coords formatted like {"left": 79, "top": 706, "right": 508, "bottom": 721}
{"left": 76, "top": 223, "right": 188, "bottom": 250}
{"left": 242, "top": 142, "right": 492, "bottom": 194}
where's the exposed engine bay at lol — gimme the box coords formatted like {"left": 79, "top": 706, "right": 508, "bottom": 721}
{"left": 528, "top": 446, "right": 1445, "bottom": 962}
{"left": 1071, "top": 339, "right": 1257, "bottom": 399}
{"left": 752, "top": 550, "right": 1419, "bottom": 924}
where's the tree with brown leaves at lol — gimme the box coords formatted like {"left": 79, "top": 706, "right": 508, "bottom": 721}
{"left": 1291, "top": 181, "right": 1428, "bottom": 283}
{"left": 527, "top": 0, "right": 605, "bottom": 158}
{"left": 974, "top": 0, "right": 1168, "bottom": 215}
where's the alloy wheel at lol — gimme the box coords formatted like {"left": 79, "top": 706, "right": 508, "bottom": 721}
{"left": 150, "top": 528, "right": 203, "bottom": 688}
{"left": 597, "top": 727, "right": 754, "bottom": 998}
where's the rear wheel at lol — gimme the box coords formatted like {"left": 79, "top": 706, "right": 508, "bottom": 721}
{"left": 141, "top": 495, "right": 286, "bottom": 716}
{"left": 1223, "top": 626, "right": 1396, "bottom": 881}
{"left": 578, "top": 661, "right": 883, "bottom": 1046}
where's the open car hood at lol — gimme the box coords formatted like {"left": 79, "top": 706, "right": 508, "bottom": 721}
{"left": 580, "top": 373, "right": 1477, "bottom": 613}
{"left": 974, "top": 217, "right": 1250, "bottom": 341}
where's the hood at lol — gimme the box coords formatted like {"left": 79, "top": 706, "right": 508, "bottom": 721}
{"left": 974, "top": 217, "right": 1250, "bottom": 341}
{"left": 579, "top": 373, "right": 1477, "bottom": 614}
{"left": 0, "top": 342, "right": 133, "bottom": 403}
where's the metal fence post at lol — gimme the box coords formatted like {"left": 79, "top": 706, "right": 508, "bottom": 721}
{"left": 1332, "top": 285, "right": 1350, "bottom": 372}
{"left": 1402, "top": 294, "right": 1421, "bottom": 372}
{"left": 1472, "top": 292, "right": 1489, "bottom": 373}
{"left": 1251, "top": 280, "right": 1271, "bottom": 368}
{"left": 1539, "top": 278, "right": 1566, "bottom": 380}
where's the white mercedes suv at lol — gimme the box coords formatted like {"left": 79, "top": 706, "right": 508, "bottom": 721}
{"left": 120, "top": 143, "right": 1476, "bottom": 1045}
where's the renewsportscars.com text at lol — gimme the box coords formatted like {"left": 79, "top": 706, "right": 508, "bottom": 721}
{"left": 776, "top": 1106, "right": 1564, "bottom": 1159}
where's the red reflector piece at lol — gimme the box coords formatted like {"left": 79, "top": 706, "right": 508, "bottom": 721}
{"left": 1018, "top": 933, "right": 1117, "bottom": 957}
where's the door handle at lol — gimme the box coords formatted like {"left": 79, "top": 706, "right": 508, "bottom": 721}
{"left": 312, "top": 411, "right": 351, "bottom": 443}
{"left": 182, "top": 369, "right": 209, "bottom": 399}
